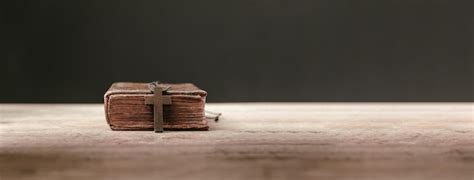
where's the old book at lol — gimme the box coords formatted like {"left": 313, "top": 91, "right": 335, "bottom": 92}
{"left": 104, "top": 82, "right": 208, "bottom": 131}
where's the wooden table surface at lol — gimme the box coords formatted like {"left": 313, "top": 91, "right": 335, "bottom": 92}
{"left": 0, "top": 103, "right": 473, "bottom": 180}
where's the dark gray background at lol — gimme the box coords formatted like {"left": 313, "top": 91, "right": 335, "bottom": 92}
{"left": 3, "top": 0, "right": 473, "bottom": 102}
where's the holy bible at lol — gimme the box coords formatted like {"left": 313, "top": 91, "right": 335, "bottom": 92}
{"left": 104, "top": 82, "right": 208, "bottom": 132}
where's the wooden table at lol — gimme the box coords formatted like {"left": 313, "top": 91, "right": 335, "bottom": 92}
{"left": 1, "top": 103, "right": 473, "bottom": 180}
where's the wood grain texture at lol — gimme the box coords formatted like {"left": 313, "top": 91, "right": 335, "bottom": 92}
{"left": 0, "top": 103, "right": 473, "bottom": 180}
{"left": 104, "top": 82, "right": 208, "bottom": 130}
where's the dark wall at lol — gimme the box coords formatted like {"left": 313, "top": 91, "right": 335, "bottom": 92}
{"left": 3, "top": 0, "right": 473, "bottom": 102}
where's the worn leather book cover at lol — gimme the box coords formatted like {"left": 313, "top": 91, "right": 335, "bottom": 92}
{"left": 104, "top": 82, "right": 208, "bottom": 131}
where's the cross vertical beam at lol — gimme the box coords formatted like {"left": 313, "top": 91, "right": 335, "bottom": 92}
{"left": 153, "top": 86, "right": 164, "bottom": 133}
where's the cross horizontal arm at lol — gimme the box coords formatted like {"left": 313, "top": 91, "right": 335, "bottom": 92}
{"left": 144, "top": 96, "right": 172, "bottom": 105}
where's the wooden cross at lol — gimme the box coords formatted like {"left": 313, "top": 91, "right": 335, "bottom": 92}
{"left": 144, "top": 86, "right": 172, "bottom": 133}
